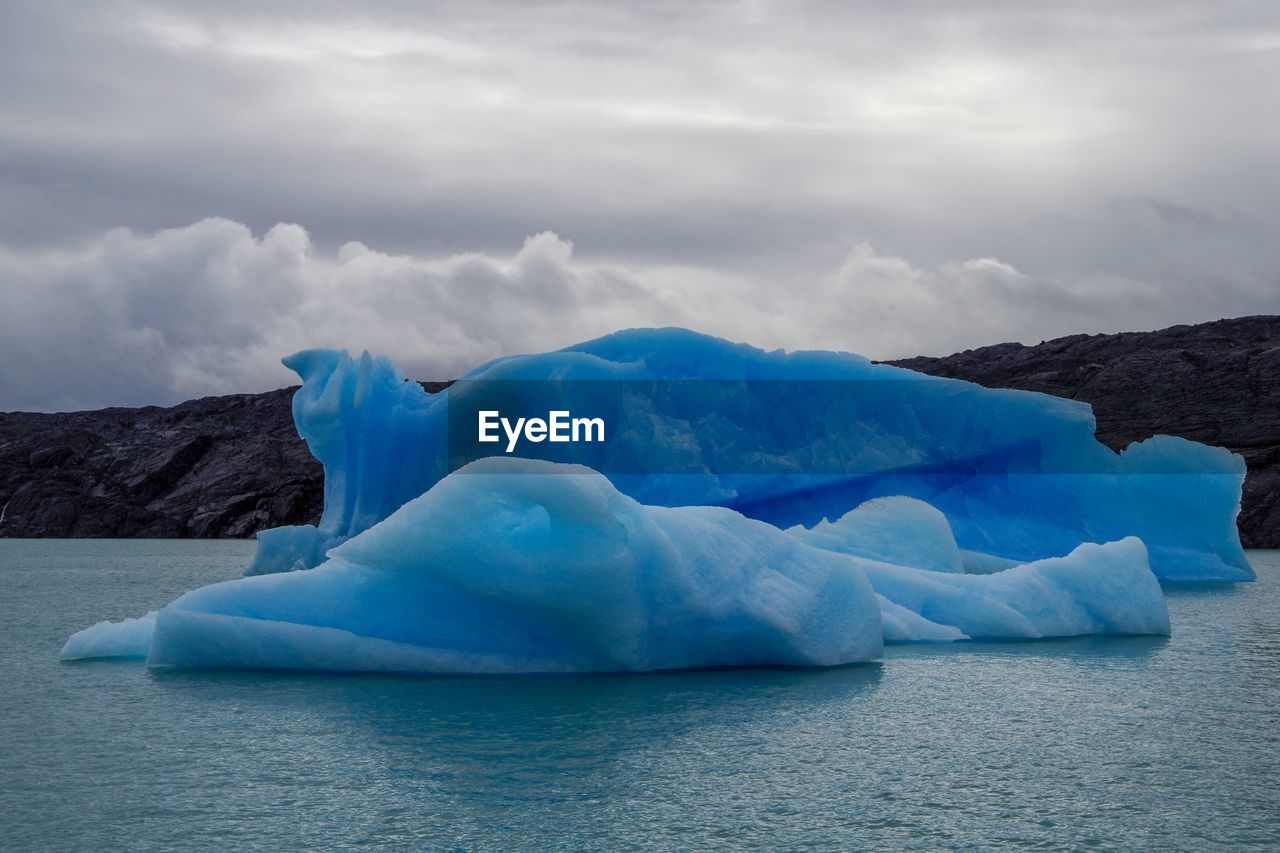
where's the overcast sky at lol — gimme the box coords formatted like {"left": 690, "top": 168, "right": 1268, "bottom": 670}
{"left": 1, "top": 1, "right": 1278, "bottom": 410}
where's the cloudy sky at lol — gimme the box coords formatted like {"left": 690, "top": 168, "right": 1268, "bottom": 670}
{"left": 1, "top": 1, "right": 1278, "bottom": 410}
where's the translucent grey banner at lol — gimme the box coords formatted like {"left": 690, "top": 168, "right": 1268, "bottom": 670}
{"left": 443, "top": 379, "right": 1240, "bottom": 477}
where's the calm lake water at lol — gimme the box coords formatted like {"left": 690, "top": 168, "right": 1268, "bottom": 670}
{"left": 1, "top": 540, "right": 1277, "bottom": 850}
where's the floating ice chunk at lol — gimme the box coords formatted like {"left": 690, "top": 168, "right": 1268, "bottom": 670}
{"left": 60, "top": 612, "right": 157, "bottom": 660}
{"left": 146, "top": 458, "right": 885, "bottom": 674}
{"left": 788, "top": 496, "right": 964, "bottom": 573}
{"left": 865, "top": 537, "right": 1170, "bottom": 640}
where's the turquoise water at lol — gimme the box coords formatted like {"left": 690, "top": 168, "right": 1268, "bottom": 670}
{"left": 1, "top": 540, "right": 1277, "bottom": 850}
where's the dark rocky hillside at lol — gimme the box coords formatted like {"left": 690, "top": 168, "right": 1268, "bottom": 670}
{"left": 0, "top": 317, "right": 1275, "bottom": 545}
{"left": 0, "top": 382, "right": 448, "bottom": 538}
{"left": 890, "top": 315, "right": 1280, "bottom": 547}
{"left": 0, "top": 388, "right": 320, "bottom": 538}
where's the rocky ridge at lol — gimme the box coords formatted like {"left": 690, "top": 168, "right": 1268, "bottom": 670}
{"left": 1, "top": 318, "right": 1275, "bottom": 545}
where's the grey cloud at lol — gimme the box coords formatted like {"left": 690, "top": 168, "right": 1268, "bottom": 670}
{"left": 0, "top": 220, "right": 685, "bottom": 410}
{"left": 0, "top": 1, "right": 1278, "bottom": 408}
{"left": 3, "top": 1, "right": 1277, "bottom": 264}
{"left": 2, "top": 218, "right": 1277, "bottom": 411}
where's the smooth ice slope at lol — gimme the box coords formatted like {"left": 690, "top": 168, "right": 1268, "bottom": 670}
{"left": 787, "top": 496, "right": 964, "bottom": 574}
{"left": 60, "top": 612, "right": 156, "bottom": 660}
{"left": 249, "top": 329, "right": 1249, "bottom": 581}
{"left": 145, "top": 458, "right": 885, "bottom": 673}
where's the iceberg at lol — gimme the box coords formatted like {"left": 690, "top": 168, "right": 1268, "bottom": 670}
{"left": 251, "top": 328, "right": 1249, "bottom": 582}
{"left": 60, "top": 327, "right": 1237, "bottom": 673}
{"left": 62, "top": 460, "right": 1171, "bottom": 670}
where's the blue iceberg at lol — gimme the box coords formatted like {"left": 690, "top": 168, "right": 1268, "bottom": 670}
{"left": 61, "top": 327, "right": 1244, "bottom": 673}
{"left": 63, "top": 459, "right": 1170, "bottom": 670}
{"left": 254, "top": 328, "right": 1249, "bottom": 582}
